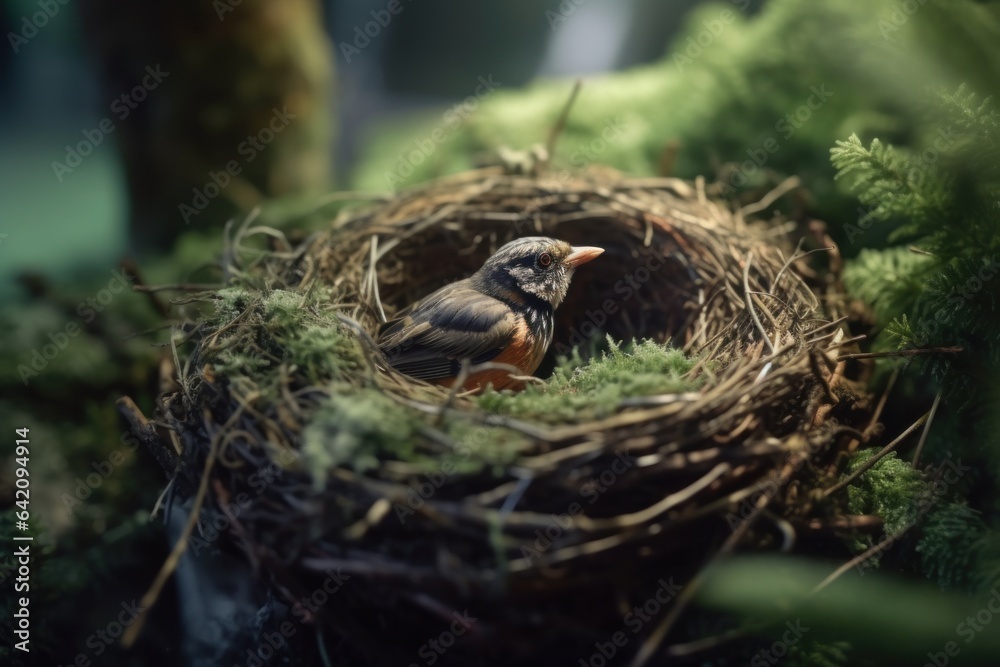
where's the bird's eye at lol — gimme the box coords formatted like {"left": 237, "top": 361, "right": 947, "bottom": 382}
{"left": 537, "top": 252, "right": 552, "bottom": 268}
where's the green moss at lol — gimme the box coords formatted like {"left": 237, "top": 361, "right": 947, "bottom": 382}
{"left": 213, "top": 286, "right": 255, "bottom": 323}
{"left": 206, "top": 286, "right": 366, "bottom": 388}
{"left": 302, "top": 390, "right": 537, "bottom": 484}
{"left": 298, "top": 340, "right": 697, "bottom": 480}
{"left": 285, "top": 323, "right": 366, "bottom": 385}
{"left": 441, "top": 421, "right": 532, "bottom": 476}
{"left": 302, "top": 387, "right": 421, "bottom": 483}
{"left": 214, "top": 351, "right": 272, "bottom": 378}
{"left": 846, "top": 450, "right": 927, "bottom": 538}
{"left": 845, "top": 450, "right": 996, "bottom": 592}
{"left": 476, "top": 338, "right": 701, "bottom": 424}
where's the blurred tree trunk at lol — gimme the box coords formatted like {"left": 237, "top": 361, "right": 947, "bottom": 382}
{"left": 81, "top": 0, "right": 334, "bottom": 254}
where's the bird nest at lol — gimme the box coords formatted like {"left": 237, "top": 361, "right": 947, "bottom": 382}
{"left": 131, "top": 166, "right": 872, "bottom": 665}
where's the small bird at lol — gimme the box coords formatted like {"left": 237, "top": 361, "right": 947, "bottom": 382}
{"left": 377, "top": 237, "right": 604, "bottom": 391}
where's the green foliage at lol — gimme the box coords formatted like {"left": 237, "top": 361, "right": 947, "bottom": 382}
{"left": 833, "top": 88, "right": 1000, "bottom": 387}
{"left": 831, "top": 134, "right": 952, "bottom": 240}
{"left": 846, "top": 450, "right": 927, "bottom": 538}
{"left": 841, "top": 449, "right": 998, "bottom": 594}
{"left": 476, "top": 338, "right": 701, "bottom": 423}
{"left": 917, "top": 502, "right": 987, "bottom": 592}
{"left": 970, "top": 529, "right": 1000, "bottom": 592}
{"left": 354, "top": 0, "right": 1000, "bottom": 252}
{"left": 830, "top": 86, "right": 1000, "bottom": 613}
{"left": 843, "top": 247, "right": 933, "bottom": 328}
{"left": 697, "top": 556, "right": 1000, "bottom": 665}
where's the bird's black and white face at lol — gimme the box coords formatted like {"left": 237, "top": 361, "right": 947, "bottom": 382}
{"left": 473, "top": 237, "right": 604, "bottom": 308}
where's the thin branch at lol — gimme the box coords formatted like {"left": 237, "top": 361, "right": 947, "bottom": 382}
{"left": 739, "top": 176, "right": 801, "bottom": 217}
{"left": 122, "top": 405, "right": 244, "bottom": 648}
{"left": 544, "top": 79, "right": 584, "bottom": 163}
{"left": 837, "top": 346, "right": 962, "bottom": 360}
{"left": 822, "top": 410, "right": 930, "bottom": 498}
{"left": 912, "top": 390, "right": 943, "bottom": 468}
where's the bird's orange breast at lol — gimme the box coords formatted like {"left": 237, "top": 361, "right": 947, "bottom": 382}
{"left": 437, "top": 315, "right": 545, "bottom": 392}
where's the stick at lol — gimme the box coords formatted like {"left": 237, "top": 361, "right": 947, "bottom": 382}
{"left": 117, "top": 396, "right": 175, "bottom": 477}
{"left": 543, "top": 79, "right": 584, "bottom": 163}
{"left": 822, "top": 411, "right": 930, "bottom": 498}
{"left": 911, "top": 390, "right": 942, "bottom": 468}
{"left": 739, "top": 176, "right": 801, "bottom": 217}
{"left": 837, "top": 347, "right": 962, "bottom": 360}
{"left": 122, "top": 405, "right": 244, "bottom": 647}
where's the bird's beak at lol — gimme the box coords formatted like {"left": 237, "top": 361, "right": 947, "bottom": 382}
{"left": 565, "top": 245, "right": 605, "bottom": 268}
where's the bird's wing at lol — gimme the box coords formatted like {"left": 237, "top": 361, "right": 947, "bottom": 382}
{"left": 377, "top": 281, "right": 516, "bottom": 381}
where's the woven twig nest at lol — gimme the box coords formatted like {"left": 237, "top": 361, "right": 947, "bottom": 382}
{"left": 143, "top": 166, "right": 871, "bottom": 665}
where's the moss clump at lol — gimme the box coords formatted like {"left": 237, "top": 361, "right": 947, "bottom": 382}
{"left": 846, "top": 450, "right": 927, "bottom": 538}
{"left": 845, "top": 449, "right": 999, "bottom": 592}
{"left": 476, "top": 339, "right": 701, "bottom": 424}
{"left": 302, "top": 387, "right": 420, "bottom": 482}
{"left": 299, "top": 340, "right": 698, "bottom": 483}
{"left": 440, "top": 422, "right": 532, "bottom": 476}
{"left": 301, "top": 389, "right": 535, "bottom": 486}
{"left": 207, "top": 286, "right": 366, "bottom": 388}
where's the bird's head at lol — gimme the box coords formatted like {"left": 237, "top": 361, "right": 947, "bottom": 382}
{"left": 472, "top": 237, "right": 604, "bottom": 308}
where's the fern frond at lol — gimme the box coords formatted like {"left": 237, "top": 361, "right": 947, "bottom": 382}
{"left": 831, "top": 134, "right": 951, "bottom": 241}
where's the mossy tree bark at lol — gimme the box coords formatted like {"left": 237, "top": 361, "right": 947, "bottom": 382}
{"left": 81, "top": 0, "right": 334, "bottom": 253}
